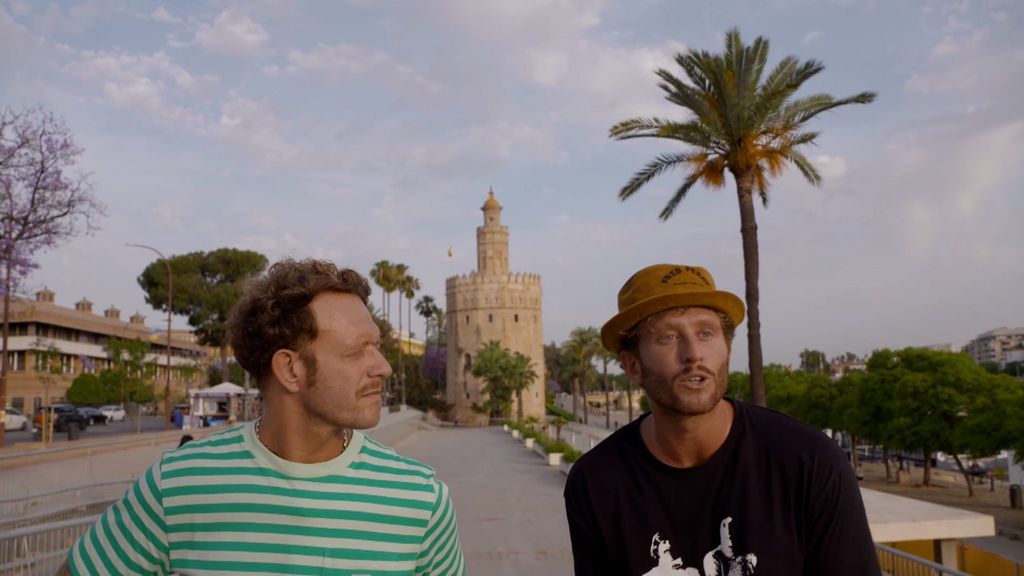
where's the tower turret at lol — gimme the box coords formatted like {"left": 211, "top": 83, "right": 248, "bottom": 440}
{"left": 477, "top": 188, "right": 509, "bottom": 276}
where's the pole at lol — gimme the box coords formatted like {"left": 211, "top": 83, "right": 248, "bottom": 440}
{"left": 126, "top": 244, "right": 173, "bottom": 430}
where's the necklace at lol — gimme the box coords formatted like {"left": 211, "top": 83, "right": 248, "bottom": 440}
{"left": 255, "top": 415, "right": 351, "bottom": 456}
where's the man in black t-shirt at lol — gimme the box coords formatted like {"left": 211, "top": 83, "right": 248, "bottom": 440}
{"left": 564, "top": 264, "right": 879, "bottom": 576}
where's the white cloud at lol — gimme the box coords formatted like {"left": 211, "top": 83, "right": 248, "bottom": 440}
{"left": 803, "top": 30, "right": 823, "bottom": 44}
{"left": 151, "top": 6, "right": 179, "bottom": 24}
{"left": 195, "top": 9, "right": 269, "bottom": 57}
{"left": 285, "top": 44, "right": 441, "bottom": 93}
{"left": 813, "top": 155, "right": 847, "bottom": 179}
{"left": 261, "top": 63, "right": 280, "bottom": 77}
{"left": 213, "top": 95, "right": 296, "bottom": 163}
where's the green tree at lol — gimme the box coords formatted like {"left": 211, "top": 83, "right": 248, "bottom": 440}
{"left": 799, "top": 349, "right": 830, "bottom": 374}
{"left": 610, "top": 28, "right": 875, "bottom": 407}
{"left": 470, "top": 341, "right": 538, "bottom": 422}
{"left": 596, "top": 344, "right": 618, "bottom": 429}
{"left": 415, "top": 295, "right": 443, "bottom": 346}
{"left": 369, "top": 260, "right": 394, "bottom": 322}
{"left": 565, "top": 327, "right": 600, "bottom": 425}
{"left": 137, "top": 248, "right": 267, "bottom": 377}
{"left": 66, "top": 373, "right": 106, "bottom": 405}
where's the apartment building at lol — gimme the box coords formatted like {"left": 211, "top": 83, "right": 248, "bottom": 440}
{"left": 963, "top": 327, "right": 1024, "bottom": 368}
{"left": 3, "top": 288, "right": 208, "bottom": 415}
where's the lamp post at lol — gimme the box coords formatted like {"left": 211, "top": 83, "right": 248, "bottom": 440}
{"left": 126, "top": 243, "right": 173, "bottom": 430}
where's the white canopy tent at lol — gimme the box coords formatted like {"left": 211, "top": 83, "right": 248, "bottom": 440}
{"left": 187, "top": 382, "right": 259, "bottom": 428}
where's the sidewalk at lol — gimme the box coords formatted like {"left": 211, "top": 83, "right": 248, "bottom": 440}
{"left": 394, "top": 426, "right": 573, "bottom": 575}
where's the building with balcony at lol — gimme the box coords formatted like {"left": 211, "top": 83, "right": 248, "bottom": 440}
{"left": 3, "top": 288, "right": 208, "bottom": 415}
{"left": 962, "top": 326, "right": 1024, "bottom": 368}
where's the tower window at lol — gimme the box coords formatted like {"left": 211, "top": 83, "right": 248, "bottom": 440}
{"left": 465, "top": 315, "right": 469, "bottom": 325}
{"left": 464, "top": 353, "right": 472, "bottom": 371}
{"left": 488, "top": 314, "right": 493, "bottom": 323}
{"left": 514, "top": 314, "right": 519, "bottom": 323}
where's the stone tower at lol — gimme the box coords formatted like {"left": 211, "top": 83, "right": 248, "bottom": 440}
{"left": 446, "top": 189, "right": 545, "bottom": 425}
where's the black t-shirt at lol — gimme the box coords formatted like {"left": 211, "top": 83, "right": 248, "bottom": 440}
{"left": 563, "top": 399, "right": 880, "bottom": 575}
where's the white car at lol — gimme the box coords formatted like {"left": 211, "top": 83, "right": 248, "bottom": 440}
{"left": 99, "top": 405, "right": 127, "bottom": 422}
{"left": 4, "top": 407, "right": 28, "bottom": 431}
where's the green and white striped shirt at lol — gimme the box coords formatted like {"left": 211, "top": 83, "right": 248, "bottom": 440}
{"left": 68, "top": 424, "right": 465, "bottom": 575}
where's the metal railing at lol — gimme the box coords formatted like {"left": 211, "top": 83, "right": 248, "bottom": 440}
{"left": 0, "top": 516, "right": 96, "bottom": 576}
{"left": 876, "top": 543, "right": 972, "bottom": 575}
{"left": 0, "top": 479, "right": 131, "bottom": 519}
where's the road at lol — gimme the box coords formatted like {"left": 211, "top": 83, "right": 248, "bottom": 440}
{"left": 3, "top": 415, "right": 174, "bottom": 448}
{"left": 396, "top": 426, "right": 574, "bottom": 576}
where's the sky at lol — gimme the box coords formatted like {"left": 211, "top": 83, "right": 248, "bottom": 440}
{"left": 1, "top": 0, "right": 1021, "bottom": 371}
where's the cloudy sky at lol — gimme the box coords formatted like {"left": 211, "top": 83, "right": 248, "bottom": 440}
{"left": 1, "top": 0, "right": 1021, "bottom": 369}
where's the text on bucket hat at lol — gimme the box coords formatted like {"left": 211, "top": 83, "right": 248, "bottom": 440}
{"left": 600, "top": 264, "right": 745, "bottom": 353}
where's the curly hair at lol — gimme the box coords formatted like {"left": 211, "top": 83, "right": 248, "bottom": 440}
{"left": 227, "top": 258, "right": 372, "bottom": 385}
{"left": 619, "top": 306, "right": 735, "bottom": 356}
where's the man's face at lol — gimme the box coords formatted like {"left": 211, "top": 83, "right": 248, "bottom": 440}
{"left": 622, "top": 307, "right": 730, "bottom": 417}
{"left": 297, "top": 292, "right": 392, "bottom": 430}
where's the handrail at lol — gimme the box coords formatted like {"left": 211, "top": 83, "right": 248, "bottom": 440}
{"left": 0, "top": 479, "right": 132, "bottom": 506}
{"left": 875, "top": 543, "right": 972, "bottom": 575}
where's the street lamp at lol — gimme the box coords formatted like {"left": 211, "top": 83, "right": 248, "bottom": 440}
{"left": 126, "top": 243, "right": 173, "bottom": 430}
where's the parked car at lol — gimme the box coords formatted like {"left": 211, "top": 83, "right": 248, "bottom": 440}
{"left": 99, "top": 405, "right": 126, "bottom": 422}
{"left": 33, "top": 404, "right": 89, "bottom": 432}
{"left": 77, "top": 406, "right": 108, "bottom": 425}
{"left": 4, "top": 407, "right": 28, "bottom": 431}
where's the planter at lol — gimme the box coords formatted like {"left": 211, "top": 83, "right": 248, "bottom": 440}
{"left": 511, "top": 430, "right": 520, "bottom": 439}
{"left": 502, "top": 424, "right": 509, "bottom": 432}
{"left": 547, "top": 452, "right": 563, "bottom": 467}
{"left": 524, "top": 438, "right": 535, "bottom": 449}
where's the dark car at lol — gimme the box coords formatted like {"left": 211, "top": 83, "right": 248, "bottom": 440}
{"left": 77, "top": 406, "right": 108, "bottom": 425}
{"left": 33, "top": 404, "right": 90, "bottom": 432}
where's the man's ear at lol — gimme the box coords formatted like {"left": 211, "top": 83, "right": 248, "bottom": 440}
{"left": 270, "top": 349, "right": 305, "bottom": 394}
{"left": 619, "top": 350, "right": 643, "bottom": 386}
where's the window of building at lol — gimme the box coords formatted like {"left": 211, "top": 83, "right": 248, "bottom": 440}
{"left": 488, "top": 314, "right": 493, "bottom": 323}
{"left": 514, "top": 314, "right": 519, "bottom": 323}
{"left": 465, "top": 315, "right": 469, "bottom": 325}
{"left": 61, "top": 354, "right": 74, "bottom": 374}
{"left": 7, "top": 351, "right": 24, "bottom": 372}
{"left": 464, "top": 353, "right": 472, "bottom": 371}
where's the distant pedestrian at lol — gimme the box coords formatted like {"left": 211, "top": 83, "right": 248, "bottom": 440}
{"left": 564, "top": 264, "right": 878, "bottom": 575}
{"left": 61, "top": 259, "right": 465, "bottom": 575}
{"left": 176, "top": 434, "right": 193, "bottom": 447}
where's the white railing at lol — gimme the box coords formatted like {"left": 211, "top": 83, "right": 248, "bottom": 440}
{"left": 875, "top": 543, "right": 972, "bottom": 576}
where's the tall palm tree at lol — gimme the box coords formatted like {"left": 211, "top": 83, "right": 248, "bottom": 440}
{"left": 506, "top": 351, "right": 538, "bottom": 423}
{"left": 415, "top": 295, "right": 437, "bottom": 345}
{"left": 596, "top": 345, "right": 618, "bottom": 429}
{"left": 610, "top": 28, "right": 875, "bottom": 407}
{"left": 391, "top": 263, "right": 409, "bottom": 403}
{"left": 566, "top": 327, "right": 600, "bottom": 425}
{"left": 401, "top": 274, "right": 420, "bottom": 406}
{"left": 369, "top": 260, "right": 393, "bottom": 322}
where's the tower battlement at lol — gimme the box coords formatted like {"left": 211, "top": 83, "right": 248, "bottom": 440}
{"left": 446, "top": 271, "right": 542, "bottom": 290}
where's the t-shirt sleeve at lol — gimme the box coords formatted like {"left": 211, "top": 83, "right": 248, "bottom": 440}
{"left": 564, "top": 465, "right": 612, "bottom": 576}
{"left": 803, "top": 441, "right": 881, "bottom": 575}
{"left": 66, "top": 462, "right": 171, "bottom": 575}
{"left": 416, "top": 479, "right": 465, "bottom": 576}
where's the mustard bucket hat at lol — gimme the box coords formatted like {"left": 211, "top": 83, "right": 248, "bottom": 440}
{"left": 601, "top": 264, "right": 746, "bottom": 353}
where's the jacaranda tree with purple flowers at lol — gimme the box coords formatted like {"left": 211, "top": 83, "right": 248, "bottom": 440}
{"left": 0, "top": 106, "right": 104, "bottom": 445}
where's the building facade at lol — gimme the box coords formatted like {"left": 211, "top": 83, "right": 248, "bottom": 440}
{"left": 3, "top": 288, "right": 208, "bottom": 415}
{"left": 445, "top": 190, "right": 545, "bottom": 425}
{"left": 963, "top": 327, "right": 1024, "bottom": 368}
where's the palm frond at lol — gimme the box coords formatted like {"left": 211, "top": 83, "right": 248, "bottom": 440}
{"left": 618, "top": 151, "right": 695, "bottom": 200}
{"left": 785, "top": 148, "right": 822, "bottom": 186}
{"left": 784, "top": 91, "right": 877, "bottom": 125}
{"left": 659, "top": 174, "right": 701, "bottom": 220}
{"left": 609, "top": 117, "right": 679, "bottom": 139}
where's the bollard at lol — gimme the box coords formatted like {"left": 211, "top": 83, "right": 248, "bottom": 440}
{"left": 67, "top": 424, "right": 81, "bottom": 441}
{"left": 1010, "top": 485, "right": 1021, "bottom": 509}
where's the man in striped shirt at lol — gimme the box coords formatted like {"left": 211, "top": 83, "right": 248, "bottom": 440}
{"left": 62, "top": 259, "right": 465, "bottom": 575}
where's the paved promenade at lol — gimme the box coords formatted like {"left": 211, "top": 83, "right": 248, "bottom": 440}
{"left": 396, "top": 426, "right": 573, "bottom": 575}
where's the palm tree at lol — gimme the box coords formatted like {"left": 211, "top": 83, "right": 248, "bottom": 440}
{"left": 415, "top": 295, "right": 437, "bottom": 345}
{"left": 609, "top": 28, "right": 875, "bottom": 407}
{"left": 471, "top": 341, "right": 538, "bottom": 422}
{"left": 401, "top": 274, "right": 420, "bottom": 406}
{"left": 596, "top": 345, "right": 618, "bottom": 430}
{"left": 369, "top": 260, "right": 393, "bottom": 322}
{"left": 566, "top": 327, "right": 600, "bottom": 425}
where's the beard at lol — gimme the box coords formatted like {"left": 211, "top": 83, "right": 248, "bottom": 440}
{"left": 639, "top": 357, "right": 730, "bottom": 417}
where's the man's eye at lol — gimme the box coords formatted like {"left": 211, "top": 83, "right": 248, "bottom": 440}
{"left": 656, "top": 334, "right": 678, "bottom": 344}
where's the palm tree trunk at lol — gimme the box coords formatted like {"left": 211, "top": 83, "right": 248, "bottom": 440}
{"left": 923, "top": 451, "right": 932, "bottom": 486}
{"left": 603, "top": 360, "right": 611, "bottom": 430}
{"left": 883, "top": 447, "right": 891, "bottom": 480}
{"left": 398, "top": 295, "right": 404, "bottom": 406}
{"left": 736, "top": 172, "right": 766, "bottom": 407}
{"left": 572, "top": 377, "right": 579, "bottom": 422}
{"left": 582, "top": 377, "right": 589, "bottom": 425}
{"left": 517, "top": 389, "right": 523, "bottom": 422}
{"left": 952, "top": 454, "right": 975, "bottom": 498}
